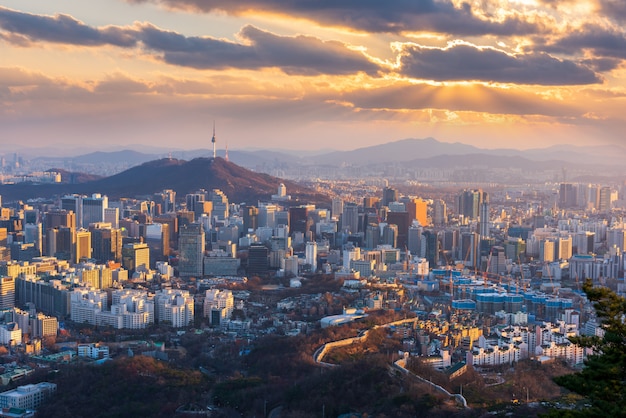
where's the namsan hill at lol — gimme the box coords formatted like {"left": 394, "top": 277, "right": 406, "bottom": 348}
{"left": 0, "top": 157, "right": 330, "bottom": 206}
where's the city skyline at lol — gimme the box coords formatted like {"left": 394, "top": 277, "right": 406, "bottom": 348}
{"left": 2, "top": 1, "right": 626, "bottom": 152}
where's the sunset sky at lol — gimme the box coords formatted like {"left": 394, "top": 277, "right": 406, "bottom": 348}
{"left": 1, "top": 0, "right": 626, "bottom": 154}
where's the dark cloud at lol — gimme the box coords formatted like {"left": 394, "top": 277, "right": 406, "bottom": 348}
{"left": 0, "top": 7, "right": 137, "bottom": 47}
{"left": 544, "top": 25, "right": 626, "bottom": 60}
{"left": 341, "top": 83, "right": 581, "bottom": 117}
{"left": 598, "top": 0, "right": 626, "bottom": 22}
{"left": 139, "top": 24, "right": 381, "bottom": 75}
{"left": 397, "top": 43, "right": 600, "bottom": 85}
{"left": 126, "top": 0, "right": 544, "bottom": 36}
{"left": 0, "top": 7, "right": 379, "bottom": 76}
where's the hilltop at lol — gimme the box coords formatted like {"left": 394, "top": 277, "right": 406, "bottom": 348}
{"left": 0, "top": 157, "right": 330, "bottom": 206}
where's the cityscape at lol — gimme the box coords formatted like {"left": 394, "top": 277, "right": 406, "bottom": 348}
{"left": 0, "top": 139, "right": 622, "bottom": 416}
{"left": 3, "top": 0, "right": 626, "bottom": 417}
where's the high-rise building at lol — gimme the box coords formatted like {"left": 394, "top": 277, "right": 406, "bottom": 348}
{"left": 210, "top": 189, "right": 229, "bottom": 221}
{"left": 81, "top": 194, "right": 108, "bottom": 228}
{"left": 145, "top": 223, "right": 169, "bottom": 262}
{"left": 178, "top": 223, "right": 205, "bottom": 277}
{"left": 386, "top": 211, "right": 410, "bottom": 249}
{"left": 90, "top": 224, "right": 122, "bottom": 263}
{"left": 61, "top": 195, "right": 83, "bottom": 227}
{"left": 24, "top": 223, "right": 42, "bottom": 256}
{"left": 122, "top": 242, "right": 150, "bottom": 272}
{"left": 479, "top": 201, "right": 490, "bottom": 238}
{"left": 75, "top": 229, "right": 92, "bottom": 264}
{"left": 104, "top": 207, "right": 119, "bottom": 229}
{"left": 0, "top": 276, "right": 15, "bottom": 310}
{"left": 457, "top": 189, "right": 486, "bottom": 221}
{"left": 559, "top": 183, "right": 577, "bottom": 209}
{"left": 598, "top": 186, "right": 612, "bottom": 212}
{"left": 406, "top": 198, "right": 429, "bottom": 227}
{"left": 331, "top": 198, "right": 344, "bottom": 220}
{"left": 289, "top": 206, "right": 310, "bottom": 235}
{"left": 305, "top": 241, "right": 317, "bottom": 269}
{"left": 382, "top": 187, "right": 398, "bottom": 207}
{"left": 341, "top": 203, "right": 359, "bottom": 234}
{"left": 242, "top": 206, "right": 259, "bottom": 234}
{"left": 248, "top": 244, "right": 269, "bottom": 275}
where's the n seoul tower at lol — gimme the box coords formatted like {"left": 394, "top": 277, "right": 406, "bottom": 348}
{"left": 211, "top": 121, "right": 217, "bottom": 159}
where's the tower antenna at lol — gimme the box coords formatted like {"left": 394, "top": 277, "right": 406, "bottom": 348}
{"left": 211, "top": 121, "right": 217, "bottom": 159}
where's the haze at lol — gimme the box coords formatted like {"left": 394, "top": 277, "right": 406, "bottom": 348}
{"left": 1, "top": 0, "right": 625, "bottom": 152}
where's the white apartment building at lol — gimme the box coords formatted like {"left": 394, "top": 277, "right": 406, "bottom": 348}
{"left": 154, "top": 290, "right": 194, "bottom": 328}
{"left": 0, "top": 382, "right": 56, "bottom": 410}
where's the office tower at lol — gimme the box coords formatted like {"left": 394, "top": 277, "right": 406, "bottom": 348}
{"left": 407, "top": 224, "right": 422, "bottom": 256}
{"left": 365, "top": 224, "right": 381, "bottom": 249}
{"left": 177, "top": 211, "right": 195, "bottom": 229}
{"left": 331, "top": 198, "right": 344, "bottom": 220}
{"left": 598, "top": 186, "right": 612, "bottom": 212}
{"left": 0, "top": 228, "right": 6, "bottom": 247}
{"left": 382, "top": 187, "right": 398, "bottom": 207}
{"left": 456, "top": 189, "right": 486, "bottom": 220}
{"left": 178, "top": 223, "right": 205, "bottom": 277}
{"left": 154, "top": 189, "right": 176, "bottom": 214}
{"left": 479, "top": 201, "right": 490, "bottom": 238}
{"left": 459, "top": 232, "right": 479, "bottom": 268}
{"left": 248, "top": 244, "right": 269, "bottom": 275}
{"left": 24, "top": 223, "right": 42, "bottom": 256}
{"left": 305, "top": 241, "right": 317, "bottom": 268}
{"left": 406, "top": 198, "right": 429, "bottom": 226}
{"left": 81, "top": 194, "right": 108, "bottom": 228}
{"left": 289, "top": 206, "right": 310, "bottom": 235}
{"left": 386, "top": 211, "right": 410, "bottom": 249}
{"left": 559, "top": 183, "right": 577, "bottom": 209}
{"left": 90, "top": 224, "right": 122, "bottom": 263}
{"left": 75, "top": 229, "right": 92, "bottom": 263}
{"left": 145, "top": 223, "right": 169, "bottom": 262}
{"left": 341, "top": 203, "right": 359, "bottom": 234}
{"left": 362, "top": 196, "right": 379, "bottom": 209}
{"left": 258, "top": 204, "right": 278, "bottom": 228}
{"left": 104, "top": 207, "right": 119, "bottom": 229}
{"left": 24, "top": 209, "right": 38, "bottom": 225}
{"left": 210, "top": 189, "right": 229, "bottom": 220}
{"left": 122, "top": 242, "right": 150, "bottom": 272}
{"left": 61, "top": 195, "right": 83, "bottom": 227}
{"left": 422, "top": 230, "right": 439, "bottom": 267}
{"left": 44, "top": 209, "right": 76, "bottom": 231}
{"left": 382, "top": 224, "right": 398, "bottom": 248}
{"left": 0, "top": 277, "right": 15, "bottom": 310}
{"left": 242, "top": 205, "right": 259, "bottom": 233}
{"left": 186, "top": 190, "right": 207, "bottom": 212}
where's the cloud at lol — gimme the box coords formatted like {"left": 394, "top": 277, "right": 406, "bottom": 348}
{"left": 543, "top": 24, "right": 626, "bottom": 60}
{"left": 397, "top": 42, "right": 601, "bottom": 85}
{"left": 597, "top": 0, "right": 626, "bottom": 22}
{"left": 139, "top": 24, "right": 381, "bottom": 75}
{"left": 0, "top": 7, "right": 137, "bottom": 47}
{"left": 126, "top": 0, "right": 544, "bottom": 36}
{"left": 0, "top": 7, "right": 379, "bottom": 76}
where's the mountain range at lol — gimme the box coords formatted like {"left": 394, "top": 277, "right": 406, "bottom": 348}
{"left": 18, "top": 137, "right": 625, "bottom": 173}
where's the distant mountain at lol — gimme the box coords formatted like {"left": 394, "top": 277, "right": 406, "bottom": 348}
{"left": 0, "top": 157, "right": 330, "bottom": 206}
{"left": 310, "top": 137, "right": 626, "bottom": 167}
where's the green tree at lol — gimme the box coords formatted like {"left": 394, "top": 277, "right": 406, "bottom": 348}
{"left": 550, "top": 279, "right": 626, "bottom": 417}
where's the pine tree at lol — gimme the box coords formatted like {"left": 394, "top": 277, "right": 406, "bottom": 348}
{"left": 550, "top": 279, "right": 626, "bottom": 417}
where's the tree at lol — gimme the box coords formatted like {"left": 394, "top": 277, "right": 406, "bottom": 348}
{"left": 550, "top": 279, "right": 626, "bottom": 417}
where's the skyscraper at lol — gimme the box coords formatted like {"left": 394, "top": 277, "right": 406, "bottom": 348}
{"left": 479, "top": 201, "right": 490, "bottom": 238}
{"left": 341, "top": 203, "right": 359, "bottom": 233}
{"left": 75, "top": 229, "right": 92, "bottom": 264}
{"left": 382, "top": 187, "right": 398, "bottom": 207}
{"left": 457, "top": 189, "right": 486, "bottom": 221}
{"left": 178, "top": 223, "right": 205, "bottom": 277}
{"left": 82, "top": 194, "right": 108, "bottom": 228}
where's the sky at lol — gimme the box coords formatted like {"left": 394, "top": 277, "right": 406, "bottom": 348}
{"left": 1, "top": 0, "right": 626, "bottom": 155}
